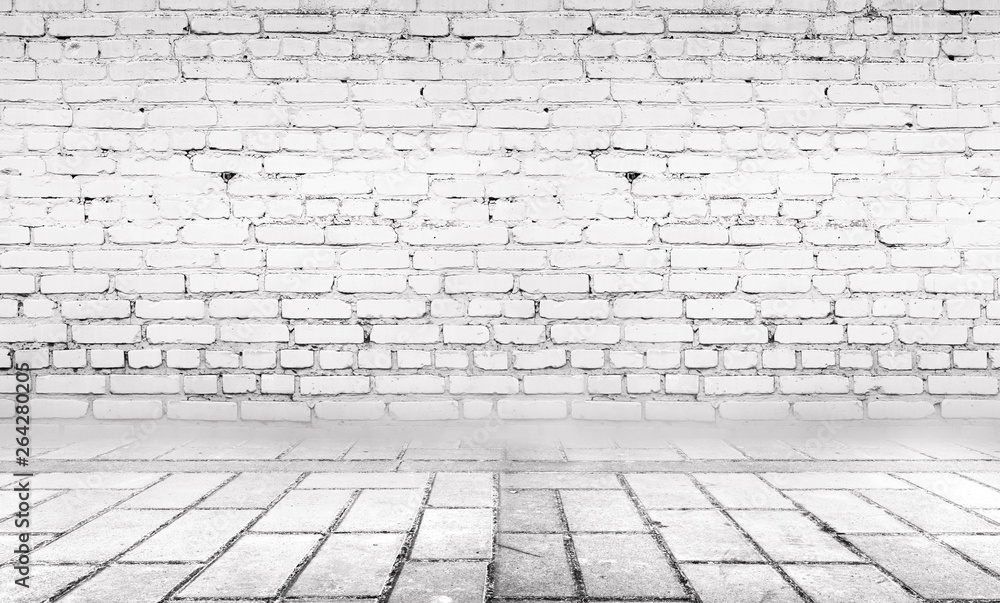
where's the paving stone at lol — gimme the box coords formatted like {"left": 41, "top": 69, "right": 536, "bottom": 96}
{"left": 35, "top": 509, "right": 180, "bottom": 563}
{"left": 161, "top": 440, "right": 291, "bottom": 460}
{"left": 299, "top": 472, "right": 429, "bottom": 489}
{"left": 119, "top": 473, "right": 232, "bottom": 508}
{"left": 731, "top": 440, "right": 810, "bottom": 460}
{"left": 900, "top": 472, "right": 1000, "bottom": 508}
{"left": 428, "top": 472, "right": 494, "bottom": 507}
{"left": 499, "top": 489, "right": 563, "bottom": 533}
{"left": 625, "top": 473, "right": 714, "bottom": 509}
{"left": 506, "top": 446, "right": 565, "bottom": 461}
{"left": 388, "top": 561, "right": 487, "bottom": 603}
{"left": 501, "top": 472, "right": 621, "bottom": 490}
{"left": 121, "top": 509, "right": 259, "bottom": 562}
{"left": 407, "top": 448, "right": 504, "bottom": 461}
{"left": 673, "top": 439, "right": 746, "bottom": 459}
{"left": 199, "top": 472, "right": 300, "bottom": 508}
{"left": 573, "top": 533, "right": 685, "bottom": 598}
{"left": 761, "top": 472, "right": 912, "bottom": 490}
{"left": 651, "top": 509, "right": 762, "bottom": 562}
{"left": 252, "top": 489, "right": 353, "bottom": 532}
{"left": 938, "top": 534, "right": 1000, "bottom": 574}
{"left": 494, "top": 533, "right": 576, "bottom": 599}
{"left": 565, "top": 448, "right": 683, "bottom": 461}
{"left": 411, "top": 508, "right": 493, "bottom": 560}
{"left": 560, "top": 489, "right": 646, "bottom": 532}
{"left": 58, "top": 563, "right": 197, "bottom": 603}
{"left": 695, "top": 473, "right": 795, "bottom": 509}
{"left": 784, "top": 490, "right": 913, "bottom": 533}
{"left": 783, "top": 564, "right": 918, "bottom": 603}
{"left": 802, "top": 441, "right": 927, "bottom": 461}
{"left": 730, "top": 510, "right": 859, "bottom": 562}
{"left": 336, "top": 489, "right": 424, "bottom": 532}
{"left": 344, "top": 442, "right": 404, "bottom": 460}
{"left": 0, "top": 534, "right": 53, "bottom": 563}
{"left": 6, "top": 472, "right": 164, "bottom": 490}
{"left": 980, "top": 508, "right": 1000, "bottom": 523}
{"left": 0, "top": 564, "right": 93, "bottom": 603}
{"left": 289, "top": 533, "right": 405, "bottom": 597}
{"left": 37, "top": 440, "right": 128, "bottom": 460}
{"left": 860, "top": 488, "right": 1000, "bottom": 533}
{"left": 847, "top": 534, "right": 1000, "bottom": 600}
{"left": 281, "top": 439, "right": 353, "bottom": 460}
{"left": 96, "top": 439, "right": 187, "bottom": 460}
{"left": 0, "top": 489, "right": 60, "bottom": 514}
{"left": 896, "top": 440, "right": 991, "bottom": 460}
{"left": 682, "top": 563, "right": 803, "bottom": 603}
{"left": 180, "top": 533, "right": 320, "bottom": 598}
{"left": 965, "top": 471, "right": 1000, "bottom": 490}
{"left": 0, "top": 489, "right": 132, "bottom": 532}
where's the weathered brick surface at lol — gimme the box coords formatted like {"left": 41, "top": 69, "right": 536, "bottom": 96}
{"left": 1, "top": 1, "right": 999, "bottom": 423}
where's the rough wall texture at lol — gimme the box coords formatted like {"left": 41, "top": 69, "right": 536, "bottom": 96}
{"left": 1, "top": 0, "right": 999, "bottom": 424}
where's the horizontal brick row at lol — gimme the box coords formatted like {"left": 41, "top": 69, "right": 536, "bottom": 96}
{"left": 8, "top": 395, "right": 996, "bottom": 422}
{"left": 2, "top": 0, "right": 996, "bottom": 14}
{"left": 7, "top": 346, "right": 1000, "bottom": 372}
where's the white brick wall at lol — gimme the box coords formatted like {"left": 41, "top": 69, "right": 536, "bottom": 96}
{"left": 1, "top": 0, "right": 999, "bottom": 423}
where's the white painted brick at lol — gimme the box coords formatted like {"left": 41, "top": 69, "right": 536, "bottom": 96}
{"left": 0, "top": 1, "right": 991, "bottom": 426}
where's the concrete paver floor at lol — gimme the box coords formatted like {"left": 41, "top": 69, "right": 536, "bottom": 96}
{"left": 2, "top": 430, "right": 1000, "bottom": 602}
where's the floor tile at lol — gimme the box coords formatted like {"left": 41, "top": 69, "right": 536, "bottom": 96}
{"left": 180, "top": 533, "right": 320, "bottom": 598}
{"left": 730, "top": 510, "right": 859, "bottom": 562}
{"left": 761, "top": 472, "right": 912, "bottom": 490}
{"left": 289, "top": 533, "right": 404, "bottom": 597}
{"left": 624, "top": 473, "right": 714, "bottom": 509}
{"left": 428, "top": 472, "right": 493, "bottom": 508}
{"left": 683, "top": 564, "right": 803, "bottom": 603}
{"left": 501, "top": 473, "right": 621, "bottom": 490}
{"left": 0, "top": 489, "right": 133, "bottom": 532}
{"left": 783, "top": 564, "right": 918, "bottom": 603}
{"left": 573, "top": 533, "right": 686, "bottom": 598}
{"left": 499, "top": 489, "right": 563, "bottom": 533}
{"left": 0, "top": 564, "right": 94, "bottom": 603}
{"left": 336, "top": 489, "right": 423, "bottom": 532}
{"left": 495, "top": 533, "right": 576, "bottom": 598}
{"left": 652, "top": 509, "right": 762, "bottom": 562}
{"left": 298, "top": 472, "right": 428, "bottom": 489}
{"left": 199, "top": 472, "right": 300, "bottom": 508}
{"left": 561, "top": 490, "right": 646, "bottom": 532}
{"left": 122, "top": 509, "right": 259, "bottom": 562}
{"left": 387, "top": 561, "right": 487, "bottom": 603}
{"left": 784, "top": 490, "right": 913, "bottom": 533}
{"left": 252, "top": 489, "right": 353, "bottom": 532}
{"left": 411, "top": 508, "right": 493, "bottom": 560}
{"left": 900, "top": 472, "right": 1000, "bottom": 508}
{"left": 58, "top": 563, "right": 196, "bottom": 603}
{"left": 695, "top": 473, "right": 795, "bottom": 509}
{"left": 938, "top": 534, "right": 1000, "bottom": 574}
{"left": 848, "top": 534, "right": 1000, "bottom": 599}
{"left": 860, "top": 488, "right": 1000, "bottom": 533}
{"left": 119, "top": 473, "right": 232, "bottom": 509}
{"left": 34, "top": 509, "right": 179, "bottom": 563}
